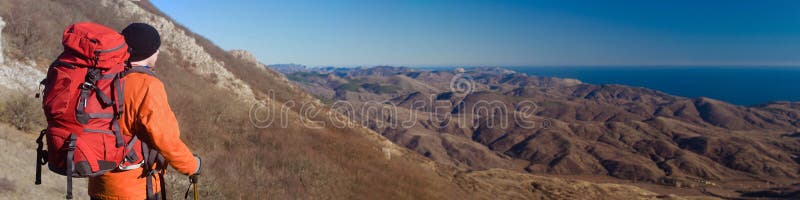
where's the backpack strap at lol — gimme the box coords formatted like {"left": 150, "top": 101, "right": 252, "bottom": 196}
{"left": 158, "top": 155, "right": 168, "bottom": 200}
{"left": 141, "top": 138, "right": 169, "bottom": 200}
{"left": 76, "top": 67, "right": 124, "bottom": 147}
{"left": 34, "top": 129, "right": 48, "bottom": 185}
{"left": 121, "top": 66, "right": 165, "bottom": 199}
{"left": 120, "top": 66, "right": 157, "bottom": 78}
{"left": 97, "top": 66, "right": 156, "bottom": 149}
{"left": 65, "top": 134, "right": 77, "bottom": 200}
{"left": 142, "top": 140, "right": 156, "bottom": 200}
{"left": 116, "top": 135, "right": 144, "bottom": 171}
{"left": 114, "top": 72, "right": 124, "bottom": 119}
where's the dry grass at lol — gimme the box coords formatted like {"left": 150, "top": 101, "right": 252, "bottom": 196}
{"left": 0, "top": 94, "right": 45, "bottom": 132}
{"left": 155, "top": 51, "right": 466, "bottom": 199}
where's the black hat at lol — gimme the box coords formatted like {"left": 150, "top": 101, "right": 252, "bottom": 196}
{"left": 121, "top": 23, "right": 161, "bottom": 62}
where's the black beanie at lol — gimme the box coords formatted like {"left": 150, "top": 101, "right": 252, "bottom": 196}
{"left": 121, "top": 23, "right": 161, "bottom": 62}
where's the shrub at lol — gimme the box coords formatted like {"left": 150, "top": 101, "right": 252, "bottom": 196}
{"left": 336, "top": 79, "right": 364, "bottom": 92}
{"left": 0, "top": 94, "right": 45, "bottom": 133}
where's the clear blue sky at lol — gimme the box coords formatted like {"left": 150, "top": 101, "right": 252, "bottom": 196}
{"left": 150, "top": 0, "right": 800, "bottom": 67}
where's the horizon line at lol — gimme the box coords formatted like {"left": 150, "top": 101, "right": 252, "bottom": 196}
{"left": 268, "top": 63, "right": 800, "bottom": 68}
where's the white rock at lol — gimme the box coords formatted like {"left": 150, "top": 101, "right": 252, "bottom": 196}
{"left": 0, "top": 16, "right": 45, "bottom": 93}
{"left": 229, "top": 50, "right": 259, "bottom": 65}
{"left": 0, "top": 60, "right": 44, "bottom": 92}
{"left": 0, "top": 16, "right": 6, "bottom": 64}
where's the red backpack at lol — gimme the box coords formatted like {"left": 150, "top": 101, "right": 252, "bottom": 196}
{"left": 35, "top": 22, "right": 163, "bottom": 199}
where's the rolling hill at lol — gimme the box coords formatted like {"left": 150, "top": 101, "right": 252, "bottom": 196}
{"left": 278, "top": 66, "right": 800, "bottom": 199}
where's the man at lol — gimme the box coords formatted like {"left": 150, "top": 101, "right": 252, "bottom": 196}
{"left": 88, "top": 23, "right": 200, "bottom": 200}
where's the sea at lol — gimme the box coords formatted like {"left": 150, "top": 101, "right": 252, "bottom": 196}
{"left": 421, "top": 66, "right": 800, "bottom": 106}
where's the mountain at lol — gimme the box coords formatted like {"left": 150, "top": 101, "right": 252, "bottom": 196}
{"left": 0, "top": 0, "right": 729, "bottom": 199}
{"left": 279, "top": 66, "right": 800, "bottom": 199}
{"left": 269, "top": 63, "right": 309, "bottom": 74}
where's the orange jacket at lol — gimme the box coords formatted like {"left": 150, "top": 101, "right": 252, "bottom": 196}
{"left": 89, "top": 72, "right": 198, "bottom": 200}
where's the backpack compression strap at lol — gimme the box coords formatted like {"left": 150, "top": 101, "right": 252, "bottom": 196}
{"left": 65, "top": 134, "right": 77, "bottom": 199}
{"left": 141, "top": 140, "right": 169, "bottom": 200}
{"left": 76, "top": 66, "right": 126, "bottom": 148}
{"left": 35, "top": 130, "right": 48, "bottom": 185}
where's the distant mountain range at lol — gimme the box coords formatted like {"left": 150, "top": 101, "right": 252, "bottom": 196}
{"left": 276, "top": 65, "right": 800, "bottom": 198}
{"left": 267, "top": 63, "right": 308, "bottom": 73}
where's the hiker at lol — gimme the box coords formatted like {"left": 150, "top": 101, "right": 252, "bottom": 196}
{"left": 87, "top": 23, "right": 201, "bottom": 200}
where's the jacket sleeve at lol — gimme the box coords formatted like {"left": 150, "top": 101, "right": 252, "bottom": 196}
{"left": 137, "top": 78, "right": 198, "bottom": 175}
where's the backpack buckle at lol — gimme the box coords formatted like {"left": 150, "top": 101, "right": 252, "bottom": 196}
{"left": 80, "top": 82, "right": 94, "bottom": 90}
{"left": 118, "top": 159, "right": 144, "bottom": 171}
{"left": 145, "top": 168, "right": 158, "bottom": 176}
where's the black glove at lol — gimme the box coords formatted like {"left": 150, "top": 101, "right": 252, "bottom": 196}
{"left": 190, "top": 154, "right": 201, "bottom": 184}
{"left": 192, "top": 154, "right": 202, "bottom": 176}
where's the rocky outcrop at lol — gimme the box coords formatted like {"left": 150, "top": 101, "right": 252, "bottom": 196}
{"left": 0, "top": 16, "right": 44, "bottom": 92}
{"left": 229, "top": 49, "right": 260, "bottom": 66}
{"left": 0, "top": 16, "right": 5, "bottom": 64}
{"left": 0, "top": 60, "right": 44, "bottom": 92}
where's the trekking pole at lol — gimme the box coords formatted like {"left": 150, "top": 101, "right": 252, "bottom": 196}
{"left": 184, "top": 175, "right": 198, "bottom": 200}
{"left": 192, "top": 175, "right": 198, "bottom": 200}
{"left": 186, "top": 154, "right": 201, "bottom": 200}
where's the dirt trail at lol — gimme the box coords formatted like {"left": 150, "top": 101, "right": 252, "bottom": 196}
{"left": 0, "top": 123, "right": 89, "bottom": 199}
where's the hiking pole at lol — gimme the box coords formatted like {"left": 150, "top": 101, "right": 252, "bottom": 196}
{"left": 186, "top": 155, "right": 201, "bottom": 200}
{"left": 192, "top": 175, "right": 198, "bottom": 200}
{"left": 184, "top": 175, "right": 198, "bottom": 200}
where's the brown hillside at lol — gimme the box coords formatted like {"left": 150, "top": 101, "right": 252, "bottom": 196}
{"left": 280, "top": 66, "right": 800, "bottom": 199}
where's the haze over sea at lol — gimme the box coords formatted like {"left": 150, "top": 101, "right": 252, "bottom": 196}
{"left": 421, "top": 66, "right": 800, "bottom": 106}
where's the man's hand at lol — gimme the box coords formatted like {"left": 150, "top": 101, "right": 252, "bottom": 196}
{"left": 186, "top": 155, "right": 201, "bottom": 199}
{"left": 192, "top": 154, "right": 202, "bottom": 176}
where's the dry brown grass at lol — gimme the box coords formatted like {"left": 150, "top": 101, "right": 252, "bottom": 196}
{"left": 0, "top": 94, "right": 45, "bottom": 132}
{"left": 154, "top": 49, "right": 467, "bottom": 199}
